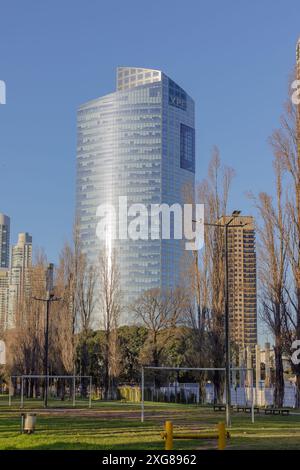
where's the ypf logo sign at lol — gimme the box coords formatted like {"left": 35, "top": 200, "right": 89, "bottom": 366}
{"left": 0, "top": 80, "right": 6, "bottom": 104}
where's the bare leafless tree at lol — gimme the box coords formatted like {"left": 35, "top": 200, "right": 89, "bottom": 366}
{"left": 5, "top": 255, "right": 47, "bottom": 397}
{"left": 251, "top": 157, "right": 288, "bottom": 406}
{"left": 53, "top": 221, "right": 94, "bottom": 377}
{"left": 180, "top": 150, "right": 235, "bottom": 402}
{"left": 269, "top": 69, "right": 300, "bottom": 404}
{"left": 198, "top": 149, "right": 234, "bottom": 402}
{"left": 133, "top": 287, "right": 187, "bottom": 368}
{"left": 181, "top": 180, "right": 210, "bottom": 402}
{"left": 98, "top": 248, "right": 122, "bottom": 399}
{"left": 54, "top": 243, "right": 78, "bottom": 375}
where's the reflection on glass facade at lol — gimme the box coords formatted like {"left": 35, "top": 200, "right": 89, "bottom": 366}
{"left": 76, "top": 67, "right": 195, "bottom": 321}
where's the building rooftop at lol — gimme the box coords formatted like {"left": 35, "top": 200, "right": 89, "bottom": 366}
{"left": 0, "top": 214, "right": 10, "bottom": 225}
{"left": 116, "top": 67, "right": 162, "bottom": 91}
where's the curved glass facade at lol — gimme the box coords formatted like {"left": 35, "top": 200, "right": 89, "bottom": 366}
{"left": 76, "top": 67, "right": 195, "bottom": 321}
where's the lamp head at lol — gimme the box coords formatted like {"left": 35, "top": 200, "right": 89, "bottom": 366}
{"left": 232, "top": 210, "right": 241, "bottom": 217}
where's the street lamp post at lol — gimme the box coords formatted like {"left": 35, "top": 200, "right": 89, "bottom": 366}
{"left": 224, "top": 217, "right": 233, "bottom": 428}
{"left": 33, "top": 264, "right": 60, "bottom": 408}
{"left": 33, "top": 292, "right": 61, "bottom": 408}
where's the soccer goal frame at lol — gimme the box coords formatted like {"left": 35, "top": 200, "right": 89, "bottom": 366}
{"left": 9, "top": 375, "right": 93, "bottom": 408}
{"left": 140, "top": 366, "right": 255, "bottom": 423}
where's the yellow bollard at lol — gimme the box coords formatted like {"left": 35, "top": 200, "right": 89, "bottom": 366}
{"left": 218, "top": 422, "right": 226, "bottom": 450}
{"left": 165, "top": 421, "right": 173, "bottom": 450}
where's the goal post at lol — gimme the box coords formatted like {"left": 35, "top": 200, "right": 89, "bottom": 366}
{"left": 9, "top": 375, "right": 93, "bottom": 409}
{"left": 140, "top": 366, "right": 254, "bottom": 424}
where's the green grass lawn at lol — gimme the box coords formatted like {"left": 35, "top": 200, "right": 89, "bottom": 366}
{"left": 0, "top": 398, "right": 300, "bottom": 450}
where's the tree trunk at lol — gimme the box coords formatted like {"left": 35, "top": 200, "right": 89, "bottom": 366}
{"left": 81, "top": 340, "right": 89, "bottom": 397}
{"left": 296, "top": 287, "right": 300, "bottom": 407}
{"left": 273, "top": 304, "right": 284, "bottom": 408}
{"left": 198, "top": 373, "right": 207, "bottom": 404}
{"left": 213, "top": 370, "right": 224, "bottom": 404}
{"left": 104, "top": 331, "right": 110, "bottom": 400}
{"left": 273, "top": 343, "right": 284, "bottom": 407}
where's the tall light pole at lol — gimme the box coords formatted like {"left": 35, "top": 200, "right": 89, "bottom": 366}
{"left": 33, "top": 264, "right": 60, "bottom": 408}
{"left": 223, "top": 213, "right": 237, "bottom": 428}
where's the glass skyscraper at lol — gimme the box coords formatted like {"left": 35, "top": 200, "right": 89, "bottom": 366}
{"left": 76, "top": 67, "right": 195, "bottom": 320}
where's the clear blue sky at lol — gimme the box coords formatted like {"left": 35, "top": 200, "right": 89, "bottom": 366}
{"left": 0, "top": 0, "right": 299, "bottom": 270}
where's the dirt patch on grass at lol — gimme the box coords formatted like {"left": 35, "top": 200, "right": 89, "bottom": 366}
{"left": 3, "top": 406, "right": 218, "bottom": 428}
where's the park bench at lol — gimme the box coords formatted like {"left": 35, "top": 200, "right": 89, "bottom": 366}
{"left": 236, "top": 406, "right": 260, "bottom": 414}
{"left": 264, "top": 408, "right": 290, "bottom": 416}
{"left": 213, "top": 404, "right": 226, "bottom": 412}
{"left": 237, "top": 406, "right": 248, "bottom": 412}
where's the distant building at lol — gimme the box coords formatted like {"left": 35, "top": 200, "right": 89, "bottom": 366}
{"left": 259, "top": 344, "right": 291, "bottom": 377}
{"left": 297, "top": 37, "right": 300, "bottom": 75}
{"left": 0, "top": 213, "right": 10, "bottom": 268}
{"left": 0, "top": 268, "right": 9, "bottom": 331}
{"left": 0, "top": 214, "right": 10, "bottom": 331}
{"left": 7, "top": 233, "right": 32, "bottom": 328}
{"left": 222, "top": 215, "right": 257, "bottom": 352}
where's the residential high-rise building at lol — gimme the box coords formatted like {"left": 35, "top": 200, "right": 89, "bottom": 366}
{"left": 7, "top": 232, "right": 32, "bottom": 328}
{"left": 297, "top": 37, "right": 300, "bottom": 76}
{"left": 0, "top": 268, "right": 9, "bottom": 331}
{"left": 297, "top": 38, "right": 300, "bottom": 144}
{"left": 0, "top": 214, "right": 10, "bottom": 331}
{"left": 76, "top": 67, "right": 195, "bottom": 318}
{"left": 222, "top": 215, "right": 257, "bottom": 353}
{"left": 0, "top": 213, "right": 10, "bottom": 268}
